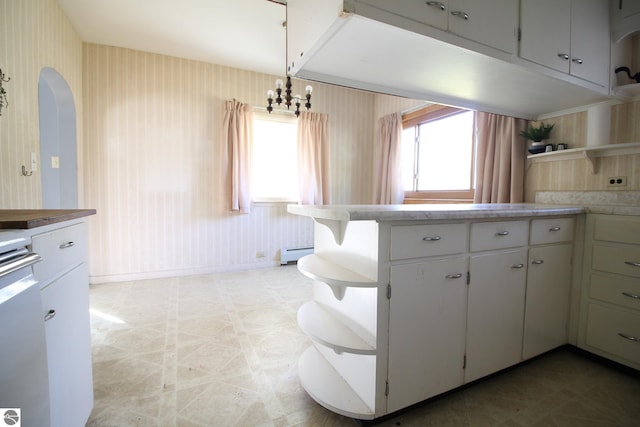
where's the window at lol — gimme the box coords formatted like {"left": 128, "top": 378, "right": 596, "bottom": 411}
{"left": 252, "top": 112, "right": 298, "bottom": 202}
{"left": 402, "top": 105, "right": 476, "bottom": 203}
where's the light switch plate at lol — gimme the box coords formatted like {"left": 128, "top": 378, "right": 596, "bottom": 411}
{"left": 51, "top": 156, "right": 60, "bottom": 169}
{"left": 30, "top": 152, "right": 37, "bottom": 171}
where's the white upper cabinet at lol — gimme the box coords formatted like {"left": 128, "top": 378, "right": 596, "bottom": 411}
{"left": 520, "top": 0, "right": 610, "bottom": 88}
{"left": 448, "top": 0, "right": 518, "bottom": 54}
{"left": 359, "top": 0, "right": 517, "bottom": 53}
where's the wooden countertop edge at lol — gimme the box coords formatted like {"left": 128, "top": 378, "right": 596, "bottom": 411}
{"left": 0, "top": 209, "right": 97, "bottom": 229}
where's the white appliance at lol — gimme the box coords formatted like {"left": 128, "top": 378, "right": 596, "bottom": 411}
{"left": 0, "top": 233, "right": 50, "bottom": 427}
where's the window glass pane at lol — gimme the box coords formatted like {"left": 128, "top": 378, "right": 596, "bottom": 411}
{"left": 252, "top": 117, "right": 298, "bottom": 201}
{"left": 417, "top": 111, "right": 474, "bottom": 191}
{"left": 401, "top": 127, "right": 416, "bottom": 191}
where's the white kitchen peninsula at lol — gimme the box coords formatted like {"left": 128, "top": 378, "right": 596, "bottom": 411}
{"left": 288, "top": 203, "right": 584, "bottom": 421}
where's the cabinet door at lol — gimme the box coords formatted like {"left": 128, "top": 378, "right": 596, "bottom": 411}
{"left": 523, "top": 244, "right": 572, "bottom": 359}
{"left": 520, "top": 0, "right": 571, "bottom": 73}
{"left": 387, "top": 257, "right": 467, "bottom": 413}
{"left": 466, "top": 249, "right": 527, "bottom": 382}
{"left": 570, "top": 0, "right": 610, "bottom": 87}
{"left": 41, "top": 263, "right": 93, "bottom": 427}
{"left": 448, "top": 0, "right": 518, "bottom": 53}
{"left": 359, "top": 0, "right": 449, "bottom": 30}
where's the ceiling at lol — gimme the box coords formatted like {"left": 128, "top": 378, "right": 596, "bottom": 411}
{"left": 57, "top": 0, "right": 288, "bottom": 76}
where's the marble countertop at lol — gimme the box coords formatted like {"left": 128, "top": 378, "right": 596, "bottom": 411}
{"left": 287, "top": 203, "right": 586, "bottom": 222}
{"left": 0, "top": 209, "right": 96, "bottom": 229}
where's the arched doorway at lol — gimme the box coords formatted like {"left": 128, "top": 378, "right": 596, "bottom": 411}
{"left": 38, "top": 67, "right": 78, "bottom": 209}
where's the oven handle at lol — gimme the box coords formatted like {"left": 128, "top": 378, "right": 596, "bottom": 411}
{"left": 0, "top": 253, "right": 42, "bottom": 278}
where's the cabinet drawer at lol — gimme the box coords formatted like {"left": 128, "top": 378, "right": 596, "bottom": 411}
{"left": 390, "top": 223, "right": 467, "bottom": 260}
{"left": 32, "top": 222, "right": 87, "bottom": 284}
{"left": 590, "top": 273, "right": 640, "bottom": 311}
{"left": 592, "top": 245, "right": 640, "bottom": 278}
{"left": 585, "top": 303, "right": 640, "bottom": 364}
{"left": 470, "top": 221, "right": 528, "bottom": 252}
{"left": 594, "top": 215, "right": 640, "bottom": 244}
{"left": 530, "top": 218, "right": 574, "bottom": 245}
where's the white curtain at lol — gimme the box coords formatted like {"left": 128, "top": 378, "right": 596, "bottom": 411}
{"left": 373, "top": 112, "right": 404, "bottom": 204}
{"left": 223, "top": 99, "right": 253, "bottom": 213}
{"left": 297, "top": 111, "right": 329, "bottom": 205}
{"left": 474, "top": 112, "right": 527, "bottom": 203}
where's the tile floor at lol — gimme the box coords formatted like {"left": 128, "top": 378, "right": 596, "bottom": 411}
{"left": 86, "top": 266, "right": 639, "bottom": 427}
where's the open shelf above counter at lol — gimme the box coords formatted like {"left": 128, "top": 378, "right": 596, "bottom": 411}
{"left": 527, "top": 142, "right": 640, "bottom": 173}
{"left": 297, "top": 254, "right": 377, "bottom": 300}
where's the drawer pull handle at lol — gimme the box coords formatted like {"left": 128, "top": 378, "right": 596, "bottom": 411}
{"left": 422, "top": 236, "right": 441, "bottom": 242}
{"left": 622, "top": 292, "right": 640, "bottom": 300}
{"left": 511, "top": 264, "right": 524, "bottom": 269}
{"left": 44, "top": 309, "right": 56, "bottom": 321}
{"left": 451, "top": 10, "right": 469, "bottom": 20}
{"left": 495, "top": 231, "right": 509, "bottom": 236}
{"left": 618, "top": 333, "right": 640, "bottom": 343}
{"left": 59, "top": 241, "right": 75, "bottom": 249}
{"left": 549, "top": 227, "right": 561, "bottom": 232}
{"left": 624, "top": 261, "right": 640, "bottom": 268}
{"left": 445, "top": 273, "right": 463, "bottom": 279}
{"left": 531, "top": 259, "right": 544, "bottom": 265}
{"left": 426, "top": 1, "right": 446, "bottom": 11}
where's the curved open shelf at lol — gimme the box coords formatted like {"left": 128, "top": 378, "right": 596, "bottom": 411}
{"left": 298, "top": 301, "right": 376, "bottom": 355}
{"left": 297, "top": 254, "right": 377, "bottom": 299}
{"left": 298, "top": 346, "right": 375, "bottom": 420}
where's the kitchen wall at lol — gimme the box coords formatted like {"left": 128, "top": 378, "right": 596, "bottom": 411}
{"left": 82, "top": 44, "right": 396, "bottom": 282}
{"left": 0, "top": 0, "right": 83, "bottom": 208}
{"left": 524, "top": 101, "right": 640, "bottom": 202}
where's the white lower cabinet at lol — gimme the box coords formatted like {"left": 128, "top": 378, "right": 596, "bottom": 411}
{"left": 387, "top": 257, "right": 467, "bottom": 413}
{"left": 466, "top": 249, "right": 527, "bottom": 382}
{"left": 41, "top": 262, "right": 93, "bottom": 427}
{"left": 523, "top": 244, "right": 572, "bottom": 359}
{"left": 296, "top": 215, "right": 576, "bottom": 420}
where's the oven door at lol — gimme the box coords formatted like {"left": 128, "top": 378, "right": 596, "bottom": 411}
{"left": 0, "top": 252, "right": 50, "bottom": 427}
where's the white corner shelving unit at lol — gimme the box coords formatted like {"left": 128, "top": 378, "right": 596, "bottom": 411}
{"left": 295, "top": 223, "right": 380, "bottom": 421}
{"left": 527, "top": 142, "right": 640, "bottom": 173}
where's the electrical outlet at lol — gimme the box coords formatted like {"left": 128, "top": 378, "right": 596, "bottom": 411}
{"left": 606, "top": 176, "right": 627, "bottom": 187}
{"left": 30, "top": 152, "right": 38, "bottom": 172}
{"left": 256, "top": 250, "right": 265, "bottom": 258}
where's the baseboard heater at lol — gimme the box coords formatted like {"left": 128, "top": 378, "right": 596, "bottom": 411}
{"left": 280, "top": 247, "right": 314, "bottom": 265}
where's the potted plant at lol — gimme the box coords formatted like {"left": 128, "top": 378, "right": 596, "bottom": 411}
{"left": 520, "top": 122, "right": 554, "bottom": 154}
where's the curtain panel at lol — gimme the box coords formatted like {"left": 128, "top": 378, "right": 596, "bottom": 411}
{"left": 297, "top": 111, "right": 330, "bottom": 205}
{"left": 223, "top": 99, "right": 253, "bottom": 213}
{"left": 373, "top": 112, "right": 404, "bottom": 204}
{"left": 474, "top": 112, "right": 528, "bottom": 203}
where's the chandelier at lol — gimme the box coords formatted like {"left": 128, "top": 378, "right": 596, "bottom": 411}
{"left": 266, "top": 76, "right": 312, "bottom": 117}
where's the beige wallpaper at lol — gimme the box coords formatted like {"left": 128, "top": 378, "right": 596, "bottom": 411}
{"left": 82, "top": 44, "right": 389, "bottom": 282}
{"left": 0, "top": 0, "right": 83, "bottom": 208}
{"left": 525, "top": 101, "right": 640, "bottom": 201}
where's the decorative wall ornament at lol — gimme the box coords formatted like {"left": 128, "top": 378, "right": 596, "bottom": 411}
{"left": 614, "top": 66, "right": 640, "bottom": 84}
{"left": 0, "top": 68, "right": 9, "bottom": 116}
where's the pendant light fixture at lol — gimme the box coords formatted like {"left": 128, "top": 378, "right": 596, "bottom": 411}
{"left": 266, "top": 5, "right": 312, "bottom": 117}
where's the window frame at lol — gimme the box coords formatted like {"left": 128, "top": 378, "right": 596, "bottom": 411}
{"left": 402, "top": 105, "right": 476, "bottom": 204}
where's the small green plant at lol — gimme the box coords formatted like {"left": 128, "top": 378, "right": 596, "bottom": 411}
{"left": 519, "top": 122, "right": 554, "bottom": 142}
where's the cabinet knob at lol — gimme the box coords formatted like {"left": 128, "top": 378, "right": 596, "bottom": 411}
{"left": 495, "top": 231, "right": 509, "bottom": 236}
{"left": 445, "top": 273, "right": 463, "bottom": 279}
{"left": 557, "top": 53, "right": 570, "bottom": 60}
{"left": 572, "top": 58, "right": 584, "bottom": 64}
{"left": 422, "top": 236, "right": 441, "bottom": 242}
{"left": 426, "top": 1, "right": 446, "bottom": 11}
{"left": 624, "top": 261, "right": 640, "bottom": 268}
{"left": 549, "top": 227, "right": 561, "bottom": 232}
{"left": 59, "top": 241, "right": 75, "bottom": 249}
{"left": 531, "top": 259, "right": 544, "bottom": 265}
{"left": 44, "top": 309, "right": 56, "bottom": 321}
{"left": 450, "top": 10, "right": 469, "bottom": 20}
{"left": 511, "top": 263, "right": 525, "bottom": 269}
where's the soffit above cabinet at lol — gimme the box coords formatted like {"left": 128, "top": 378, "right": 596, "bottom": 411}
{"left": 287, "top": 1, "right": 611, "bottom": 119}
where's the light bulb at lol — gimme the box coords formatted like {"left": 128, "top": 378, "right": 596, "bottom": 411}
{"left": 267, "top": 90, "right": 274, "bottom": 98}
{"left": 276, "top": 79, "right": 283, "bottom": 89}
{"left": 294, "top": 94, "right": 301, "bottom": 101}
{"left": 305, "top": 85, "right": 313, "bottom": 94}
